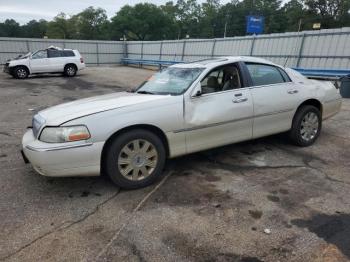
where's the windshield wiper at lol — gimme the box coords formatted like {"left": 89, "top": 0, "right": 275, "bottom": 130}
{"left": 136, "top": 90, "right": 155, "bottom": 95}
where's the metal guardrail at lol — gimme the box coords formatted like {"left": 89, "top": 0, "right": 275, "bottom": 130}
{"left": 292, "top": 68, "right": 350, "bottom": 80}
{"left": 121, "top": 58, "right": 182, "bottom": 69}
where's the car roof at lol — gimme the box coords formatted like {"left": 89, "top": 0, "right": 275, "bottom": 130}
{"left": 171, "top": 56, "right": 279, "bottom": 69}
{"left": 46, "top": 46, "right": 76, "bottom": 51}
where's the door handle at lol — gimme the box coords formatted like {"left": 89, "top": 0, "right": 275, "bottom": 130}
{"left": 232, "top": 97, "right": 248, "bottom": 103}
{"left": 287, "top": 89, "right": 299, "bottom": 94}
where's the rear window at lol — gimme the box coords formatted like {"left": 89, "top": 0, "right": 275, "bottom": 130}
{"left": 61, "top": 50, "right": 75, "bottom": 57}
{"left": 246, "top": 63, "right": 287, "bottom": 86}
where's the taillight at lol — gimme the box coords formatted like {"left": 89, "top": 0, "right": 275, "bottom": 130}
{"left": 80, "top": 57, "right": 84, "bottom": 63}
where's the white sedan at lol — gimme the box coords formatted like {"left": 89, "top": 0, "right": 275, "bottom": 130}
{"left": 22, "top": 57, "right": 342, "bottom": 189}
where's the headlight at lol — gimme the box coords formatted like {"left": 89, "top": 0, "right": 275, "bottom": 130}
{"left": 39, "top": 126, "right": 91, "bottom": 143}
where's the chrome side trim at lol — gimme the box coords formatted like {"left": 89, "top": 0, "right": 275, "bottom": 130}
{"left": 173, "top": 116, "right": 251, "bottom": 133}
{"left": 254, "top": 108, "right": 294, "bottom": 118}
{"left": 26, "top": 143, "right": 93, "bottom": 152}
{"left": 173, "top": 108, "right": 293, "bottom": 133}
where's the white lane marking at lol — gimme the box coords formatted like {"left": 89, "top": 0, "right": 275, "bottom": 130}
{"left": 93, "top": 171, "right": 173, "bottom": 261}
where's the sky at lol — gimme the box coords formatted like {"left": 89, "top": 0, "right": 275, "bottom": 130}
{"left": 0, "top": 0, "right": 235, "bottom": 24}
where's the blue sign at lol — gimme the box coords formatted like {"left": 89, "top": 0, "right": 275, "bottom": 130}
{"left": 246, "top": 16, "right": 264, "bottom": 34}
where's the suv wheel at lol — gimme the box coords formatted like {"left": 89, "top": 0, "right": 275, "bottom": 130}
{"left": 104, "top": 129, "right": 166, "bottom": 189}
{"left": 289, "top": 105, "right": 322, "bottom": 147}
{"left": 14, "top": 66, "right": 28, "bottom": 79}
{"left": 64, "top": 65, "right": 77, "bottom": 77}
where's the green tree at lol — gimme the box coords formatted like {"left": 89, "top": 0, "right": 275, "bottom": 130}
{"left": 303, "top": 0, "right": 350, "bottom": 28}
{"left": 198, "top": 0, "right": 221, "bottom": 38}
{"left": 72, "top": 7, "right": 110, "bottom": 40}
{"left": 217, "top": 0, "right": 246, "bottom": 37}
{"left": 0, "top": 19, "right": 21, "bottom": 37}
{"left": 21, "top": 19, "right": 48, "bottom": 38}
{"left": 111, "top": 3, "right": 176, "bottom": 40}
{"left": 46, "top": 13, "right": 75, "bottom": 39}
{"left": 175, "top": 0, "right": 201, "bottom": 38}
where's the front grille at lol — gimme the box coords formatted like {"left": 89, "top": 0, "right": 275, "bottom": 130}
{"left": 32, "top": 114, "right": 45, "bottom": 138}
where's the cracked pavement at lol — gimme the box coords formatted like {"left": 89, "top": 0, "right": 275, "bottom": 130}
{"left": 0, "top": 67, "right": 350, "bottom": 262}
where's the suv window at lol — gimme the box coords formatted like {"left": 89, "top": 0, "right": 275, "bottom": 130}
{"left": 32, "top": 50, "right": 47, "bottom": 59}
{"left": 246, "top": 63, "right": 287, "bottom": 86}
{"left": 48, "top": 49, "right": 61, "bottom": 58}
{"left": 62, "top": 50, "right": 75, "bottom": 57}
{"left": 201, "top": 64, "right": 242, "bottom": 94}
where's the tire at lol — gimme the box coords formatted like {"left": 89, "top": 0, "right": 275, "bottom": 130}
{"left": 64, "top": 64, "right": 77, "bottom": 77}
{"left": 289, "top": 105, "right": 322, "bottom": 147}
{"left": 104, "top": 129, "right": 166, "bottom": 189}
{"left": 14, "top": 66, "right": 29, "bottom": 79}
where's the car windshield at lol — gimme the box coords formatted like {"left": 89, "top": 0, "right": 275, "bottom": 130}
{"left": 136, "top": 67, "right": 204, "bottom": 95}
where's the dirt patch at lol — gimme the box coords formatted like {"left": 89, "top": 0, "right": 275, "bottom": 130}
{"left": 291, "top": 213, "right": 350, "bottom": 258}
{"left": 248, "top": 210, "right": 263, "bottom": 220}
{"left": 163, "top": 230, "right": 263, "bottom": 262}
{"left": 267, "top": 195, "right": 280, "bottom": 202}
{"left": 149, "top": 174, "right": 231, "bottom": 207}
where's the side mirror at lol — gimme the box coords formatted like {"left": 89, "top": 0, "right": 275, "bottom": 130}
{"left": 192, "top": 82, "right": 202, "bottom": 97}
{"left": 195, "top": 90, "right": 202, "bottom": 97}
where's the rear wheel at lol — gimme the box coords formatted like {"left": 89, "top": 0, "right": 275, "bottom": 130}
{"left": 64, "top": 64, "right": 77, "bottom": 77}
{"left": 104, "top": 129, "right": 166, "bottom": 189}
{"left": 14, "top": 66, "right": 28, "bottom": 79}
{"left": 289, "top": 105, "right": 322, "bottom": 147}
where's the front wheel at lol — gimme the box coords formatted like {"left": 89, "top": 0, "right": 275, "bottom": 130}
{"left": 289, "top": 105, "right": 322, "bottom": 147}
{"left": 104, "top": 129, "right": 166, "bottom": 189}
{"left": 14, "top": 66, "right": 29, "bottom": 79}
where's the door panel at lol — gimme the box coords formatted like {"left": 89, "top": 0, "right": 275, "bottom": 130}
{"left": 244, "top": 63, "right": 302, "bottom": 138}
{"left": 30, "top": 50, "right": 50, "bottom": 73}
{"left": 183, "top": 89, "right": 253, "bottom": 153}
{"left": 48, "top": 49, "right": 65, "bottom": 72}
{"left": 250, "top": 82, "right": 301, "bottom": 138}
{"left": 49, "top": 58, "right": 65, "bottom": 71}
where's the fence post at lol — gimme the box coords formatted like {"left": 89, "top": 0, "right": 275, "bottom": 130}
{"left": 249, "top": 36, "right": 256, "bottom": 56}
{"left": 26, "top": 40, "right": 30, "bottom": 52}
{"left": 123, "top": 39, "right": 128, "bottom": 59}
{"left": 140, "top": 42, "right": 144, "bottom": 68}
{"left": 211, "top": 39, "right": 217, "bottom": 57}
{"left": 181, "top": 40, "right": 186, "bottom": 61}
{"left": 159, "top": 41, "right": 164, "bottom": 70}
{"left": 296, "top": 33, "right": 306, "bottom": 68}
{"left": 159, "top": 41, "right": 163, "bottom": 60}
{"left": 96, "top": 42, "right": 100, "bottom": 66}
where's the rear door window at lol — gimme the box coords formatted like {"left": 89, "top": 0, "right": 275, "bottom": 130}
{"left": 246, "top": 63, "right": 287, "bottom": 86}
{"left": 48, "top": 49, "right": 61, "bottom": 58}
{"left": 62, "top": 50, "right": 75, "bottom": 57}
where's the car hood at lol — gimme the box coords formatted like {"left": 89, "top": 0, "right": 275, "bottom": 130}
{"left": 7, "top": 54, "right": 30, "bottom": 62}
{"left": 38, "top": 92, "right": 169, "bottom": 126}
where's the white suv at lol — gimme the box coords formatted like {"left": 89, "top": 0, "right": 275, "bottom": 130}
{"left": 3, "top": 47, "right": 86, "bottom": 79}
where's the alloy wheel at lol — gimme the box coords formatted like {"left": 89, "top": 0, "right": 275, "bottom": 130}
{"left": 67, "top": 67, "right": 75, "bottom": 76}
{"left": 300, "top": 112, "right": 319, "bottom": 141}
{"left": 117, "top": 139, "right": 158, "bottom": 181}
{"left": 17, "top": 68, "right": 27, "bottom": 78}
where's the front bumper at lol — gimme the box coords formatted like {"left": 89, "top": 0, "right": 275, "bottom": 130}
{"left": 3, "top": 63, "right": 10, "bottom": 74}
{"left": 22, "top": 129, "right": 104, "bottom": 177}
